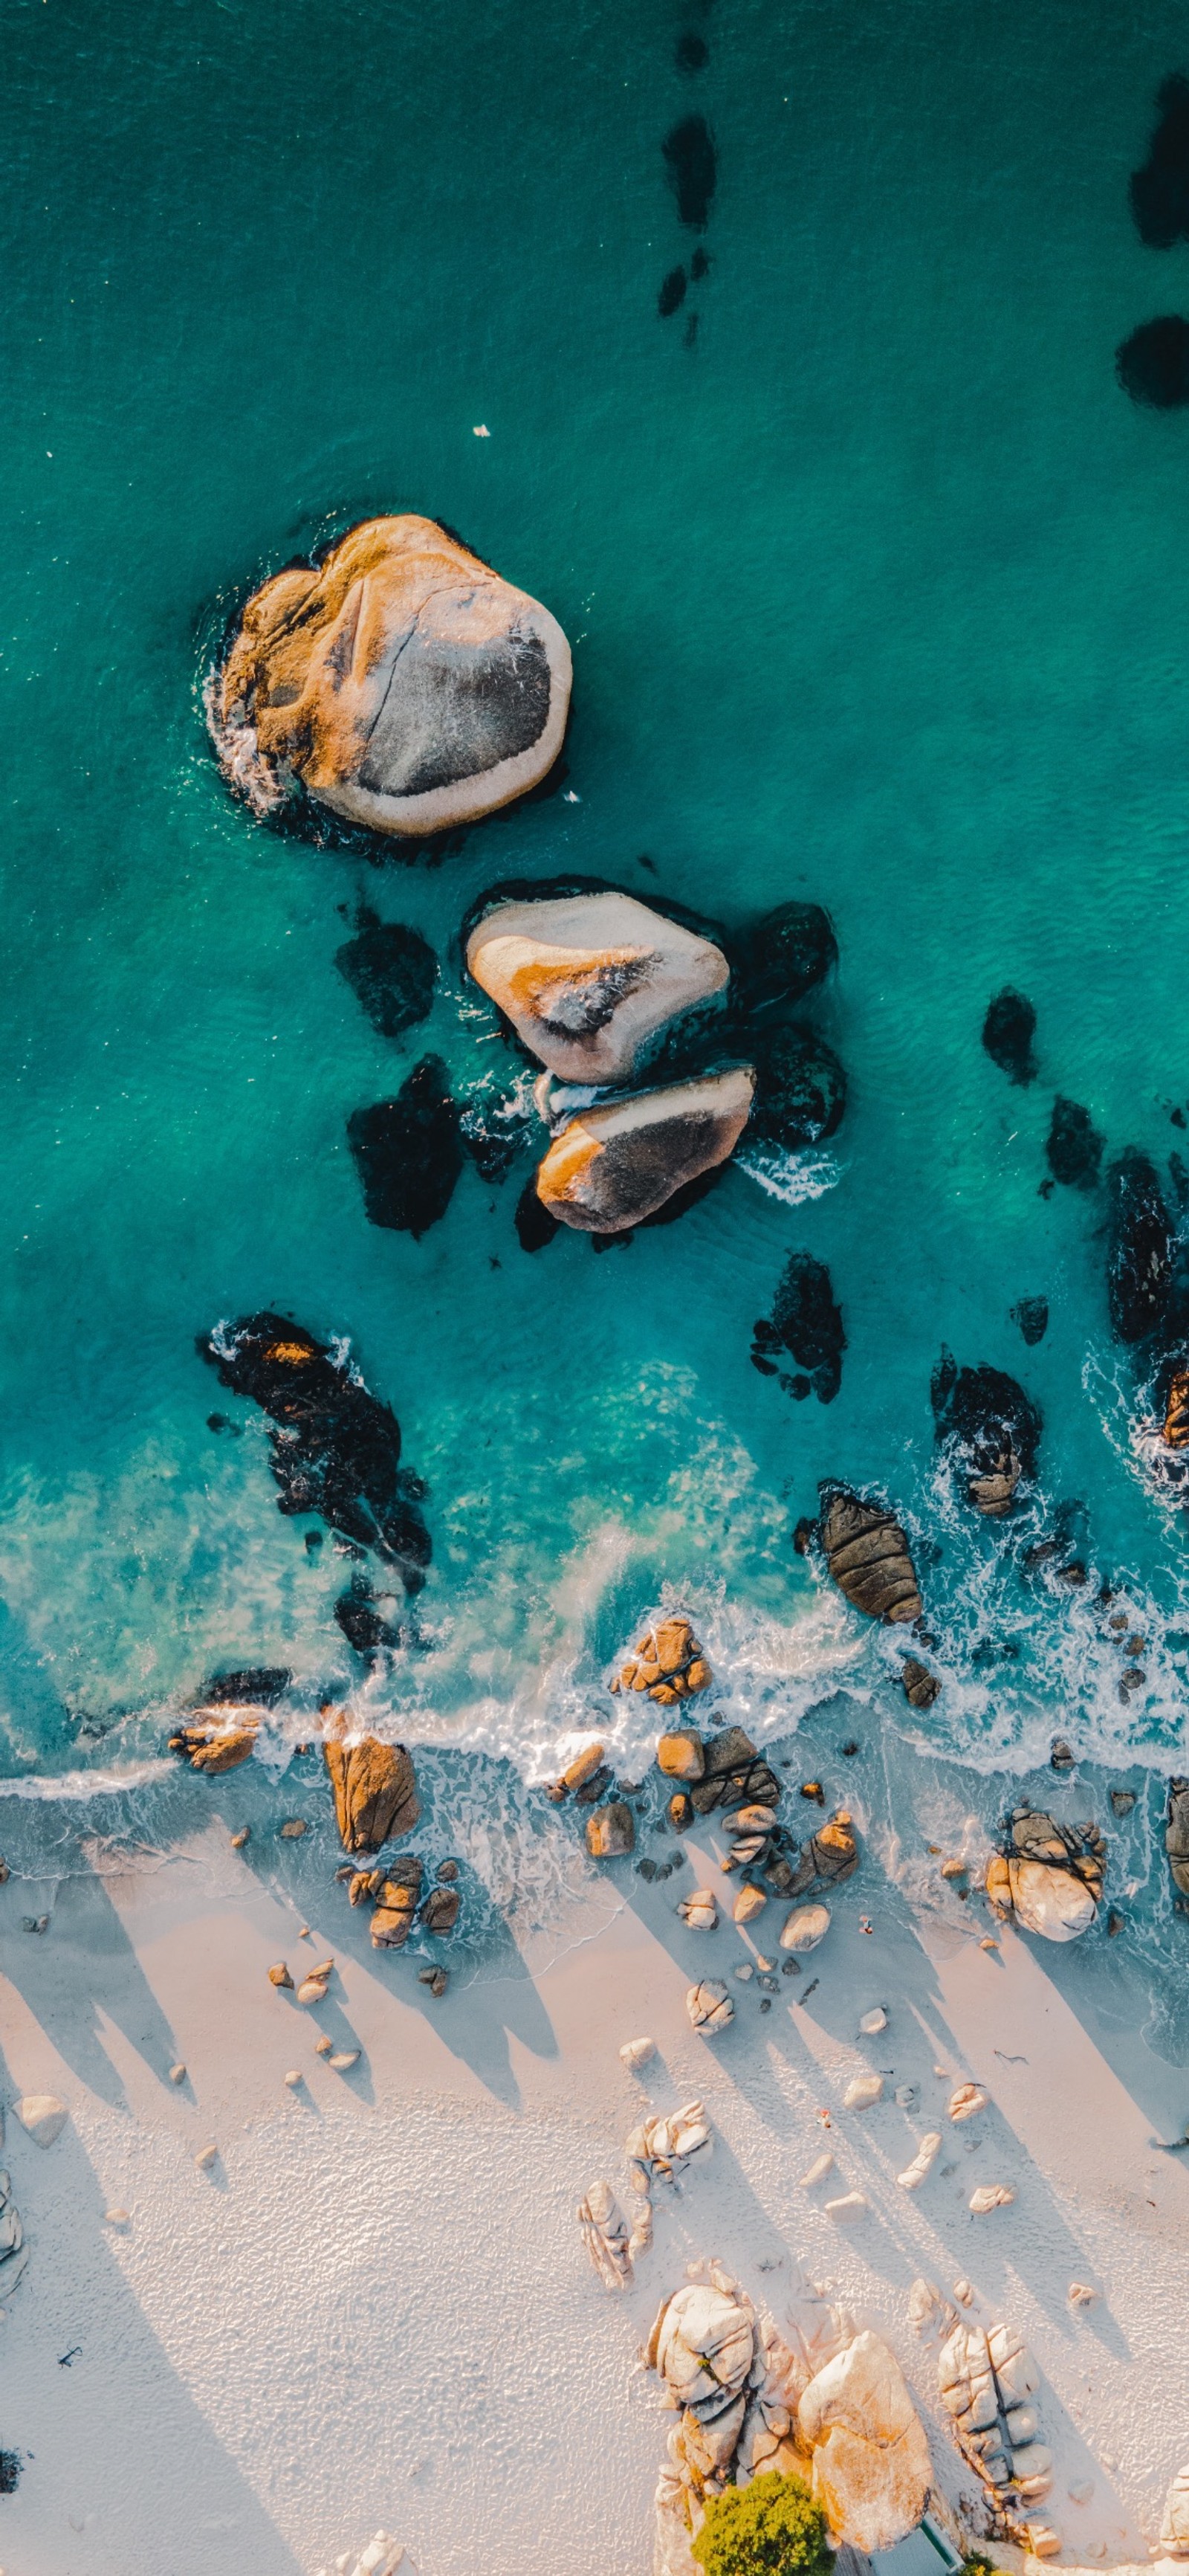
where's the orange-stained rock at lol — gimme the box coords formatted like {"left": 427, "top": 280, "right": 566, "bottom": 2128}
{"left": 798, "top": 2329, "right": 932, "bottom": 2553}
{"left": 370, "top": 1856, "right": 424, "bottom": 1949}
{"left": 322, "top": 1719, "right": 419, "bottom": 1853}
{"left": 1166, "top": 1367, "right": 1189, "bottom": 1447}
{"left": 613, "top": 1618, "right": 713, "bottom": 1705}
{"left": 169, "top": 1708, "right": 261, "bottom": 1774}
{"left": 465, "top": 892, "right": 728, "bottom": 1085}
{"left": 213, "top": 516, "right": 571, "bottom": 838}
{"left": 535, "top": 1068, "right": 754, "bottom": 1233}
{"left": 657, "top": 1730, "right": 705, "bottom": 1781}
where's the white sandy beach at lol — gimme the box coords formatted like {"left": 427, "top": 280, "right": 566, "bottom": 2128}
{"left": 2, "top": 1735, "right": 1189, "bottom": 2576}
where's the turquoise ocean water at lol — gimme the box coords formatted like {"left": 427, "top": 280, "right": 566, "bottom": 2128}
{"left": 5, "top": 0, "right": 1189, "bottom": 1804}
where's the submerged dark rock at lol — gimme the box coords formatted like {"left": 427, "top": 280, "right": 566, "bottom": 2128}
{"left": 676, "top": 30, "right": 709, "bottom": 70}
{"left": 1107, "top": 1149, "right": 1174, "bottom": 1343}
{"left": 1130, "top": 75, "right": 1189, "bottom": 246}
{"left": 658, "top": 265, "right": 688, "bottom": 317}
{"left": 334, "top": 1579, "right": 400, "bottom": 1659}
{"left": 1011, "top": 1297, "right": 1049, "bottom": 1346}
{"left": 901, "top": 1657, "right": 940, "bottom": 1711}
{"left": 334, "top": 910, "right": 438, "bottom": 1039}
{"left": 348, "top": 1056, "right": 462, "bottom": 1238}
{"left": 199, "top": 1313, "right": 431, "bottom": 1589}
{"left": 729, "top": 901, "right": 838, "bottom": 1016}
{"left": 1046, "top": 1097, "right": 1104, "bottom": 1189}
{"left": 819, "top": 1482, "right": 923, "bottom": 1624}
{"left": 931, "top": 1352, "right": 1041, "bottom": 1516}
{"left": 201, "top": 1667, "right": 291, "bottom": 1708}
{"left": 982, "top": 987, "right": 1037, "bottom": 1084}
{"left": 663, "top": 114, "right": 716, "bottom": 228}
{"left": 748, "top": 1026, "right": 846, "bottom": 1154}
{"left": 1117, "top": 315, "right": 1189, "bottom": 407}
{"left": 514, "top": 1175, "right": 560, "bottom": 1251}
{"left": 752, "top": 1253, "right": 846, "bottom": 1402}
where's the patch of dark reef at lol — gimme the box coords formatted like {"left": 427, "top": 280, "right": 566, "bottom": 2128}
{"left": 199, "top": 1313, "right": 430, "bottom": 1589}
{"left": 335, "top": 908, "right": 438, "bottom": 1038}
{"left": 1117, "top": 315, "right": 1189, "bottom": 406}
{"left": 751, "top": 1252, "right": 846, "bottom": 1402}
{"left": 1046, "top": 1097, "right": 1104, "bottom": 1189}
{"left": 982, "top": 987, "right": 1037, "bottom": 1084}
{"left": 348, "top": 1056, "right": 462, "bottom": 1237}
{"left": 663, "top": 114, "right": 716, "bottom": 228}
{"left": 1130, "top": 74, "right": 1189, "bottom": 246}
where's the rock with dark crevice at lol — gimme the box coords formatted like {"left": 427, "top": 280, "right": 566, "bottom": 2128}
{"left": 930, "top": 1351, "right": 1041, "bottom": 1517}
{"left": 819, "top": 1484, "right": 923, "bottom": 1625}
{"left": 901, "top": 1658, "right": 940, "bottom": 1711}
{"left": 688, "top": 1726, "right": 781, "bottom": 1818}
{"left": 348, "top": 1056, "right": 462, "bottom": 1239}
{"left": 323, "top": 1720, "right": 420, "bottom": 1853}
{"left": 746, "top": 1025, "right": 846, "bottom": 1156}
{"left": 200, "top": 1311, "right": 430, "bottom": 1589}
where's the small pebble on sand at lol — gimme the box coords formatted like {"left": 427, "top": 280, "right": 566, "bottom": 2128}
{"left": 168, "top": 2064, "right": 186, "bottom": 2085}
{"left": 979, "top": 1937, "right": 999, "bottom": 1952}
{"left": 733, "top": 1963, "right": 754, "bottom": 1981}
{"left": 314, "top": 2033, "right": 334, "bottom": 2056}
{"left": 284, "top": 2070, "right": 302, "bottom": 2088}
{"left": 843, "top": 2073, "right": 883, "bottom": 2109}
{"left": 268, "top": 1963, "right": 294, "bottom": 1989}
{"left": 619, "top": 2036, "right": 656, "bottom": 2072}
{"left": 858, "top": 2007, "right": 887, "bottom": 2035}
{"left": 969, "top": 2182, "right": 1014, "bottom": 2214}
{"left": 330, "top": 2050, "right": 360, "bottom": 2070}
{"left": 195, "top": 2144, "right": 218, "bottom": 2170}
{"left": 297, "top": 1977, "right": 328, "bottom": 2005}
{"left": 279, "top": 1819, "right": 307, "bottom": 1839}
{"left": 104, "top": 2208, "right": 130, "bottom": 2227}
{"left": 230, "top": 1827, "right": 250, "bottom": 1850}
{"left": 800, "top": 2151, "right": 834, "bottom": 2188}
{"left": 1068, "top": 2282, "right": 1098, "bottom": 2305}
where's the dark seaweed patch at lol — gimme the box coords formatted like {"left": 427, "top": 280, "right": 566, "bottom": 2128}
{"left": 1046, "top": 1097, "right": 1104, "bottom": 1189}
{"left": 1130, "top": 75, "right": 1189, "bottom": 246}
{"left": 982, "top": 987, "right": 1037, "bottom": 1084}
{"left": 347, "top": 1057, "right": 461, "bottom": 1239}
{"left": 1117, "top": 315, "right": 1189, "bottom": 406}
{"left": 334, "top": 911, "right": 438, "bottom": 1039}
{"left": 0, "top": 2454, "right": 20, "bottom": 2496}
{"left": 1011, "top": 1297, "right": 1049, "bottom": 1346}
{"left": 663, "top": 114, "right": 716, "bottom": 229}
{"left": 658, "top": 265, "right": 688, "bottom": 318}
{"left": 690, "top": 247, "right": 711, "bottom": 283}
{"left": 676, "top": 32, "right": 709, "bottom": 71}
{"left": 753, "top": 1252, "right": 846, "bottom": 1402}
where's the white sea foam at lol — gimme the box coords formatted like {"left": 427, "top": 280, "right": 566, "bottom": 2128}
{"left": 735, "top": 1145, "right": 842, "bottom": 1206}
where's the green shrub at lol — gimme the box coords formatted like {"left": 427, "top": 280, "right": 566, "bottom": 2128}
{"left": 690, "top": 2472, "right": 834, "bottom": 2576}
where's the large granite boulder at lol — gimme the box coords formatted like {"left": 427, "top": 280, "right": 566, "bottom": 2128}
{"left": 1167, "top": 1778, "right": 1189, "bottom": 1896}
{"left": 323, "top": 1720, "right": 419, "bottom": 1852}
{"left": 466, "top": 891, "right": 728, "bottom": 1085}
{"left": 985, "top": 1806, "right": 1105, "bottom": 1941}
{"left": 818, "top": 1485, "right": 922, "bottom": 1624}
{"left": 938, "top": 2316, "right": 1050, "bottom": 2501}
{"left": 535, "top": 1068, "right": 754, "bottom": 1232}
{"left": 798, "top": 2329, "right": 931, "bottom": 2553}
{"left": 687, "top": 1726, "right": 780, "bottom": 1818}
{"left": 213, "top": 515, "right": 571, "bottom": 836}
{"left": 930, "top": 1351, "right": 1041, "bottom": 1516}
{"left": 201, "top": 1313, "right": 431, "bottom": 1589}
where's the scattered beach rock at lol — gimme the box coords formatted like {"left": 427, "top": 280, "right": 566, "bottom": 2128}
{"left": 620, "top": 2036, "right": 656, "bottom": 2073}
{"left": 901, "top": 1657, "right": 940, "bottom": 1710}
{"left": 939, "top": 2315, "right": 1050, "bottom": 2500}
{"left": 985, "top": 1807, "right": 1105, "bottom": 1941}
{"left": 970, "top": 2183, "right": 1015, "bottom": 2215}
{"left": 466, "top": 891, "right": 728, "bottom": 1085}
{"left": 687, "top": 1979, "right": 733, "bottom": 2036}
{"left": 268, "top": 1962, "right": 294, "bottom": 1989}
{"left": 370, "top": 1859, "right": 424, "bottom": 1949}
{"left": 800, "top": 2150, "right": 835, "bottom": 2186}
{"left": 577, "top": 2180, "right": 634, "bottom": 2290}
{"left": 194, "top": 2144, "right": 218, "bottom": 2171}
{"left": 324, "top": 1723, "right": 420, "bottom": 1853}
{"left": 168, "top": 2064, "right": 186, "bottom": 2085}
{"left": 201, "top": 1313, "right": 430, "bottom": 1591}
{"left": 948, "top": 2084, "right": 987, "bottom": 2122}
{"left": 1046, "top": 1097, "right": 1104, "bottom": 1189}
{"left": 547, "top": 1740, "right": 605, "bottom": 1801}
{"left": 314, "top": 2033, "right": 334, "bottom": 2056}
{"left": 858, "top": 2006, "right": 887, "bottom": 2034}
{"left": 313, "top": 2531, "right": 406, "bottom": 2576}
{"left": 1067, "top": 2282, "right": 1098, "bottom": 2307}
{"left": 586, "top": 1801, "right": 635, "bottom": 1860}
{"left": 787, "top": 1812, "right": 859, "bottom": 1899}
{"left": 930, "top": 1350, "right": 1041, "bottom": 1516}
{"left": 215, "top": 514, "right": 571, "bottom": 836}
{"left": 842, "top": 2073, "right": 883, "bottom": 2110}
{"left": 284, "top": 2068, "right": 302, "bottom": 2088}
{"left": 615, "top": 1618, "right": 712, "bottom": 1706}
{"left": 627, "top": 2102, "right": 712, "bottom": 2189}
{"left": 733, "top": 1882, "right": 767, "bottom": 1924}
{"left": 330, "top": 2050, "right": 360, "bottom": 2070}
{"left": 418, "top": 1965, "right": 448, "bottom": 1998}
{"left": 169, "top": 1709, "right": 261, "bottom": 1773}
{"left": 1167, "top": 1778, "right": 1189, "bottom": 1896}
{"left": 824, "top": 2190, "right": 868, "bottom": 2221}
{"left": 297, "top": 1975, "right": 329, "bottom": 2004}
{"left": 780, "top": 1902, "right": 830, "bottom": 1952}
{"left": 230, "top": 1826, "right": 250, "bottom": 1850}
{"left": 535, "top": 1067, "right": 754, "bottom": 1232}
{"left": 104, "top": 2208, "right": 129, "bottom": 2228}
{"left": 819, "top": 1484, "right": 923, "bottom": 1624}
{"left": 678, "top": 1888, "right": 719, "bottom": 1931}
{"left": 14, "top": 2095, "right": 66, "bottom": 2149}
{"left": 421, "top": 1885, "right": 460, "bottom": 1935}
{"left": 800, "top": 2328, "right": 932, "bottom": 2551}
{"left": 279, "top": 1818, "right": 307, "bottom": 1839}
{"left": 656, "top": 1728, "right": 706, "bottom": 1778}
{"left": 898, "top": 2132, "right": 942, "bottom": 2191}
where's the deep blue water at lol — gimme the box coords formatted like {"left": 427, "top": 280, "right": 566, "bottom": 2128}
{"left": 4, "top": 0, "right": 1189, "bottom": 1796}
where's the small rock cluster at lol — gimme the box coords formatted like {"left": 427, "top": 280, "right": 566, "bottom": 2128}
{"left": 938, "top": 2315, "right": 1052, "bottom": 2504}
{"left": 346, "top": 1855, "right": 459, "bottom": 1961}
{"left": 985, "top": 1805, "right": 1106, "bottom": 1943}
{"left": 579, "top": 2101, "right": 713, "bottom": 2289}
{"left": 169, "top": 1706, "right": 262, "bottom": 1773}
{"left": 312, "top": 2531, "right": 408, "bottom": 2576}
{"left": 612, "top": 1616, "right": 712, "bottom": 1706}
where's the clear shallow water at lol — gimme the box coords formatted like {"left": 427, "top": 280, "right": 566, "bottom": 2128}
{"left": 5, "top": 0, "right": 1189, "bottom": 1792}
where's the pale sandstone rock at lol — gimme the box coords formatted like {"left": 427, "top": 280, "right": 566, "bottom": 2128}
{"left": 678, "top": 1888, "right": 719, "bottom": 1931}
{"left": 825, "top": 2192, "right": 869, "bottom": 2221}
{"left": 1068, "top": 2282, "right": 1098, "bottom": 2307}
{"left": 985, "top": 1806, "right": 1105, "bottom": 1941}
{"left": 268, "top": 1961, "right": 294, "bottom": 1989}
{"left": 687, "top": 1978, "right": 733, "bottom": 2036}
{"left": 800, "top": 2151, "right": 835, "bottom": 2187}
{"left": 843, "top": 2073, "right": 884, "bottom": 2110}
{"left": 733, "top": 1882, "right": 767, "bottom": 1925}
{"left": 970, "top": 2183, "right": 1014, "bottom": 2215}
{"left": 195, "top": 2144, "right": 218, "bottom": 2170}
{"left": 535, "top": 1068, "right": 755, "bottom": 1233}
{"left": 859, "top": 2007, "right": 887, "bottom": 2034}
{"left": 1159, "top": 2462, "right": 1189, "bottom": 2555}
{"left": 323, "top": 1722, "right": 419, "bottom": 1852}
{"left": 578, "top": 2180, "right": 634, "bottom": 2290}
{"left": 284, "top": 2069, "right": 302, "bottom": 2088}
{"left": 216, "top": 516, "right": 571, "bottom": 837}
{"left": 898, "top": 2133, "right": 942, "bottom": 2191}
{"left": 780, "top": 1902, "right": 831, "bottom": 1952}
{"left": 798, "top": 2328, "right": 932, "bottom": 2551}
{"left": 620, "top": 2036, "right": 657, "bottom": 2073}
{"left": 168, "top": 2063, "right": 186, "bottom": 2085}
{"left": 939, "top": 2316, "right": 1049, "bottom": 2499}
{"left": 466, "top": 892, "right": 728, "bottom": 1084}
{"left": 315, "top": 2033, "right": 334, "bottom": 2056}
{"left": 297, "top": 1975, "right": 330, "bottom": 2005}
{"left": 330, "top": 2050, "right": 360, "bottom": 2071}
{"left": 948, "top": 2083, "right": 987, "bottom": 2122}
{"left": 279, "top": 1818, "right": 307, "bottom": 1839}
{"left": 14, "top": 2094, "right": 67, "bottom": 2149}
